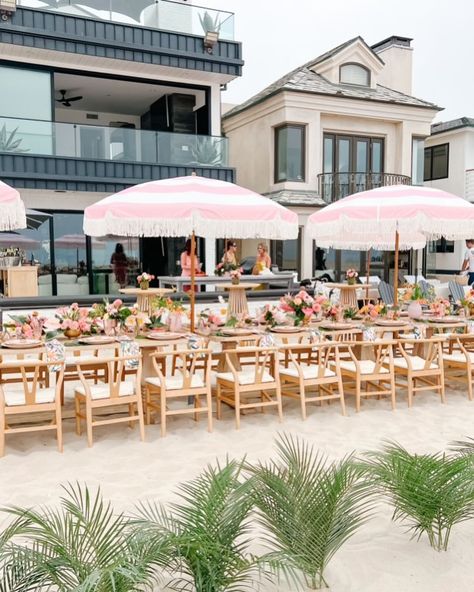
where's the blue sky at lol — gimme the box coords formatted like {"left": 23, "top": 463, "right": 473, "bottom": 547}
{"left": 204, "top": 0, "right": 474, "bottom": 121}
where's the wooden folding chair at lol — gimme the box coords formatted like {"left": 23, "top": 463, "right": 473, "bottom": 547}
{"left": 0, "top": 359, "right": 65, "bottom": 456}
{"left": 74, "top": 354, "right": 144, "bottom": 447}
{"left": 216, "top": 346, "right": 282, "bottom": 429}
{"left": 442, "top": 334, "right": 474, "bottom": 401}
{"left": 279, "top": 342, "right": 345, "bottom": 419}
{"left": 144, "top": 347, "right": 213, "bottom": 437}
{"left": 391, "top": 338, "right": 445, "bottom": 406}
{"left": 334, "top": 340, "right": 396, "bottom": 412}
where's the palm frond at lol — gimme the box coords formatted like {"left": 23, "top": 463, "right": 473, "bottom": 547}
{"left": 248, "top": 434, "right": 373, "bottom": 590}
{"left": 363, "top": 442, "right": 474, "bottom": 551}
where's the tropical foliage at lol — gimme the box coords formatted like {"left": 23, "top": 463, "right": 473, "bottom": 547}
{"left": 198, "top": 11, "right": 222, "bottom": 34}
{"left": 248, "top": 435, "right": 373, "bottom": 589}
{"left": 134, "top": 459, "right": 285, "bottom": 592}
{"left": 362, "top": 442, "right": 474, "bottom": 551}
{"left": 0, "top": 125, "right": 29, "bottom": 153}
{"left": 0, "top": 483, "right": 166, "bottom": 591}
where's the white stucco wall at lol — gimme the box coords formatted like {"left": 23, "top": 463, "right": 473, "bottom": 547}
{"left": 374, "top": 45, "right": 413, "bottom": 95}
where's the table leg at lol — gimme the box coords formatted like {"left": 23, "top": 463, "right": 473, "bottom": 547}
{"left": 339, "top": 288, "right": 357, "bottom": 309}
{"left": 227, "top": 288, "right": 249, "bottom": 320}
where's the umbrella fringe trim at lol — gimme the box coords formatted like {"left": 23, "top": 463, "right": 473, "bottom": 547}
{"left": 0, "top": 202, "right": 26, "bottom": 232}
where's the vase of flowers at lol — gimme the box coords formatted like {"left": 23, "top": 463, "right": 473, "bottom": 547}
{"left": 7, "top": 311, "right": 47, "bottom": 340}
{"left": 430, "top": 298, "right": 451, "bottom": 318}
{"left": 230, "top": 268, "right": 242, "bottom": 285}
{"left": 346, "top": 268, "right": 358, "bottom": 285}
{"left": 56, "top": 303, "right": 92, "bottom": 339}
{"left": 279, "top": 290, "right": 318, "bottom": 326}
{"left": 326, "top": 304, "right": 344, "bottom": 323}
{"left": 402, "top": 284, "right": 425, "bottom": 319}
{"left": 137, "top": 272, "right": 154, "bottom": 290}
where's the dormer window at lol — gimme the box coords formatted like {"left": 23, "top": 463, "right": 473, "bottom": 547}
{"left": 339, "top": 63, "right": 370, "bottom": 86}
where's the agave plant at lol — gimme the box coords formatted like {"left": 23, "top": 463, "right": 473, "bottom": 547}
{"left": 190, "top": 138, "right": 223, "bottom": 167}
{"left": 134, "top": 459, "right": 286, "bottom": 592}
{"left": 198, "top": 10, "right": 222, "bottom": 34}
{"left": 0, "top": 125, "right": 29, "bottom": 153}
{"left": 248, "top": 434, "right": 373, "bottom": 590}
{"left": 0, "top": 483, "right": 166, "bottom": 591}
{"left": 363, "top": 443, "right": 474, "bottom": 551}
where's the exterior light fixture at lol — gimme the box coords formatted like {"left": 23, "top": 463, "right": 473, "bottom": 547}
{"left": 203, "top": 30, "right": 219, "bottom": 54}
{"left": 0, "top": 0, "right": 16, "bottom": 21}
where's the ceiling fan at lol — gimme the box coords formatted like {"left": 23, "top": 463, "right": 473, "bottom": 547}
{"left": 56, "top": 89, "right": 83, "bottom": 107}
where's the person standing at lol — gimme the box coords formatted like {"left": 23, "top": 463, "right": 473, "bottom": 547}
{"left": 252, "top": 243, "right": 272, "bottom": 275}
{"left": 110, "top": 243, "right": 128, "bottom": 288}
{"left": 180, "top": 238, "right": 201, "bottom": 292}
{"left": 462, "top": 239, "right": 474, "bottom": 285}
{"left": 216, "top": 240, "right": 238, "bottom": 272}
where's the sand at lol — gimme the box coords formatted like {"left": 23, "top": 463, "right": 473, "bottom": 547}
{"left": 0, "top": 383, "right": 473, "bottom": 591}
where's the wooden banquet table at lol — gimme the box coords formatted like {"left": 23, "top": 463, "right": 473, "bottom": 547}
{"left": 119, "top": 288, "right": 174, "bottom": 315}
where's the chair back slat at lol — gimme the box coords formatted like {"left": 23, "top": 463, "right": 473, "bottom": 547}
{"left": 76, "top": 355, "right": 141, "bottom": 399}
{"left": 152, "top": 348, "right": 212, "bottom": 391}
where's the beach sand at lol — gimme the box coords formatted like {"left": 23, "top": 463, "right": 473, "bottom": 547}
{"left": 0, "top": 384, "right": 473, "bottom": 591}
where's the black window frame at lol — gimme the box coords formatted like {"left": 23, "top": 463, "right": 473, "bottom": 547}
{"left": 274, "top": 124, "right": 306, "bottom": 183}
{"left": 424, "top": 143, "right": 449, "bottom": 181}
{"left": 339, "top": 63, "right": 371, "bottom": 87}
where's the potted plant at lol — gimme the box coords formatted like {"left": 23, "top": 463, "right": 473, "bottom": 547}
{"left": 0, "top": 124, "right": 29, "bottom": 153}
{"left": 56, "top": 303, "right": 92, "bottom": 339}
{"left": 279, "top": 290, "right": 316, "bottom": 326}
{"left": 229, "top": 267, "right": 242, "bottom": 285}
{"left": 137, "top": 272, "right": 154, "bottom": 290}
{"left": 402, "top": 283, "right": 425, "bottom": 319}
{"left": 345, "top": 268, "right": 358, "bottom": 285}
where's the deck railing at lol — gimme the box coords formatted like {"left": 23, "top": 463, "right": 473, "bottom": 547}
{"left": 318, "top": 172, "right": 412, "bottom": 203}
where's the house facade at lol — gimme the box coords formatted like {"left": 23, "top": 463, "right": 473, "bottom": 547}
{"left": 223, "top": 36, "right": 440, "bottom": 283}
{"left": 0, "top": 0, "right": 243, "bottom": 296}
{"left": 424, "top": 118, "right": 474, "bottom": 276}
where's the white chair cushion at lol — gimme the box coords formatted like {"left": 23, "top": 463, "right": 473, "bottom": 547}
{"left": 145, "top": 375, "right": 205, "bottom": 390}
{"left": 443, "top": 352, "right": 474, "bottom": 364}
{"left": 216, "top": 370, "right": 275, "bottom": 385}
{"left": 3, "top": 387, "right": 56, "bottom": 407}
{"left": 66, "top": 356, "right": 101, "bottom": 366}
{"left": 393, "top": 356, "right": 438, "bottom": 371}
{"left": 279, "top": 365, "right": 335, "bottom": 379}
{"left": 339, "top": 360, "right": 389, "bottom": 375}
{"left": 75, "top": 382, "right": 136, "bottom": 400}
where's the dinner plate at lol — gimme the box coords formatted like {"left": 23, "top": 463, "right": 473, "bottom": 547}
{"left": 319, "top": 322, "right": 355, "bottom": 331}
{"left": 221, "top": 328, "right": 254, "bottom": 337}
{"left": 79, "top": 336, "right": 116, "bottom": 345}
{"left": 427, "top": 316, "right": 460, "bottom": 324}
{"left": 146, "top": 332, "right": 183, "bottom": 341}
{"left": 270, "top": 326, "right": 304, "bottom": 333}
{"left": 2, "top": 339, "right": 42, "bottom": 349}
{"left": 374, "top": 319, "right": 410, "bottom": 327}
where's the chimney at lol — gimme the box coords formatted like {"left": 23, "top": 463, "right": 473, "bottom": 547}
{"left": 371, "top": 36, "right": 413, "bottom": 95}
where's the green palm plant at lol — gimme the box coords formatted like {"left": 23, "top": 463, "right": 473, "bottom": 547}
{"left": 363, "top": 442, "right": 474, "bottom": 551}
{"left": 248, "top": 434, "right": 373, "bottom": 590}
{"left": 450, "top": 437, "right": 474, "bottom": 457}
{"left": 134, "top": 459, "right": 286, "bottom": 592}
{"left": 0, "top": 125, "right": 29, "bottom": 153}
{"left": 0, "top": 483, "right": 166, "bottom": 591}
{"left": 198, "top": 11, "right": 222, "bottom": 34}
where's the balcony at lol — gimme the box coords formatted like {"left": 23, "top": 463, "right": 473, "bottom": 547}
{"left": 2, "top": 2, "right": 242, "bottom": 80}
{"left": 0, "top": 116, "right": 233, "bottom": 191}
{"left": 318, "top": 172, "right": 412, "bottom": 204}
{"left": 16, "top": 0, "right": 235, "bottom": 40}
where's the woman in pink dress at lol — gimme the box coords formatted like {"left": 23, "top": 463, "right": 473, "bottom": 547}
{"left": 180, "top": 238, "right": 200, "bottom": 292}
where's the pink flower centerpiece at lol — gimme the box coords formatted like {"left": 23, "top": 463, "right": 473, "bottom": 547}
{"left": 229, "top": 267, "right": 243, "bottom": 285}
{"left": 430, "top": 298, "right": 451, "bottom": 318}
{"left": 8, "top": 311, "right": 47, "bottom": 340}
{"left": 346, "top": 268, "right": 359, "bottom": 285}
{"left": 279, "top": 290, "right": 324, "bottom": 326}
{"left": 137, "top": 272, "right": 154, "bottom": 290}
{"left": 56, "top": 303, "right": 92, "bottom": 339}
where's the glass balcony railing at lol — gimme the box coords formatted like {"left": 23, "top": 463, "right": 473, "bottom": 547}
{"left": 16, "top": 0, "right": 235, "bottom": 40}
{"left": 317, "top": 172, "right": 412, "bottom": 204}
{"left": 0, "top": 116, "right": 229, "bottom": 167}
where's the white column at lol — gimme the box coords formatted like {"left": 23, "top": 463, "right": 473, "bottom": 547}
{"left": 205, "top": 239, "right": 216, "bottom": 291}
{"left": 301, "top": 227, "right": 313, "bottom": 281}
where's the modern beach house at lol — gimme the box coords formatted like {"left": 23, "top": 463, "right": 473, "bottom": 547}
{"left": 222, "top": 36, "right": 441, "bottom": 283}
{"left": 0, "top": 0, "right": 242, "bottom": 296}
{"left": 424, "top": 117, "right": 474, "bottom": 276}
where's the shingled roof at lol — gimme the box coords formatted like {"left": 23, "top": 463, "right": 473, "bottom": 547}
{"left": 223, "top": 37, "right": 441, "bottom": 120}
{"left": 431, "top": 117, "right": 474, "bottom": 135}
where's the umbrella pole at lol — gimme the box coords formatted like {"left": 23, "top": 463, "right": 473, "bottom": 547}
{"left": 366, "top": 249, "right": 371, "bottom": 305}
{"left": 394, "top": 230, "right": 400, "bottom": 308}
{"left": 190, "top": 231, "right": 196, "bottom": 333}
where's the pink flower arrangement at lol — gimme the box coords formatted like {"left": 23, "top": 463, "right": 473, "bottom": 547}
{"left": 325, "top": 304, "right": 343, "bottom": 322}
{"left": 279, "top": 290, "right": 318, "bottom": 326}
{"left": 229, "top": 268, "right": 243, "bottom": 279}
{"left": 346, "top": 269, "right": 359, "bottom": 280}
{"left": 137, "top": 272, "right": 154, "bottom": 284}
{"left": 430, "top": 298, "right": 451, "bottom": 318}
{"left": 56, "top": 303, "right": 92, "bottom": 334}
{"left": 9, "top": 311, "right": 47, "bottom": 340}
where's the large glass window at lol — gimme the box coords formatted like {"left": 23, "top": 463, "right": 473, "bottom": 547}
{"left": 424, "top": 143, "right": 449, "bottom": 181}
{"left": 411, "top": 137, "right": 425, "bottom": 185}
{"left": 274, "top": 125, "right": 305, "bottom": 183}
{"left": 0, "top": 65, "right": 53, "bottom": 155}
{"left": 271, "top": 228, "right": 302, "bottom": 277}
{"left": 91, "top": 237, "right": 140, "bottom": 294}
{"left": 340, "top": 64, "right": 370, "bottom": 86}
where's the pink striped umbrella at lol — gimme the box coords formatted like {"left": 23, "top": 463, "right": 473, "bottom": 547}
{"left": 83, "top": 175, "right": 298, "bottom": 240}
{"left": 0, "top": 181, "right": 26, "bottom": 231}
{"left": 84, "top": 174, "right": 298, "bottom": 331}
{"left": 307, "top": 185, "right": 474, "bottom": 305}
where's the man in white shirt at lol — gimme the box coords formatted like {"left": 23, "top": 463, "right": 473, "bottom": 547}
{"left": 462, "top": 239, "right": 474, "bottom": 285}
